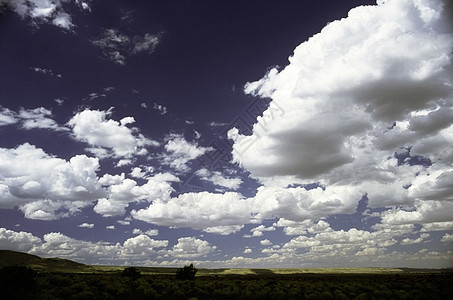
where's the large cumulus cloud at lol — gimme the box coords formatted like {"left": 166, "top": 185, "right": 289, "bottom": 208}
{"left": 229, "top": 0, "right": 453, "bottom": 227}
{"left": 0, "top": 143, "right": 105, "bottom": 219}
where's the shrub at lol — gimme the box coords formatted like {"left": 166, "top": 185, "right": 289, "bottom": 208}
{"left": 176, "top": 263, "right": 198, "bottom": 280}
{"left": 121, "top": 267, "right": 141, "bottom": 281}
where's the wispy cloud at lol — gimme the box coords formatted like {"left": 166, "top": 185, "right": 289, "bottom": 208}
{"left": 160, "top": 134, "right": 213, "bottom": 172}
{"left": 91, "top": 28, "right": 161, "bottom": 65}
{"left": 0, "top": 0, "right": 90, "bottom": 29}
{"left": 0, "top": 106, "right": 67, "bottom": 131}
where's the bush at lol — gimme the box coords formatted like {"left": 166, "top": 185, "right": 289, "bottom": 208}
{"left": 121, "top": 266, "right": 141, "bottom": 281}
{"left": 176, "top": 263, "right": 197, "bottom": 280}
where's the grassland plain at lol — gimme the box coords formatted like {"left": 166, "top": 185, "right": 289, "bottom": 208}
{"left": 1, "top": 250, "right": 452, "bottom": 299}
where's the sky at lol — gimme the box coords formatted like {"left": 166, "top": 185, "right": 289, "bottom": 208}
{"left": 0, "top": 0, "right": 452, "bottom": 268}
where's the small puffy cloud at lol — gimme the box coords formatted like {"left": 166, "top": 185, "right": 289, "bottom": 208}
{"left": 130, "top": 167, "right": 146, "bottom": 179}
{"left": 131, "top": 33, "right": 161, "bottom": 54}
{"left": 117, "top": 220, "right": 130, "bottom": 226}
{"left": 78, "top": 223, "right": 94, "bottom": 228}
{"left": 99, "top": 173, "right": 125, "bottom": 186}
{"left": 167, "top": 237, "right": 216, "bottom": 258}
{"left": 152, "top": 102, "right": 167, "bottom": 115}
{"left": 260, "top": 239, "right": 272, "bottom": 246}
{"left": 250, "top": 225, "right": 276, "bottom": 237}
{"left": 92, "top": 29, "right": 161, "bottom": 65}
{"left": 145, "top": 229, "right": 159, "bottom": 236}
{"left": 440, "top": 233, "right": 453, "bottom": 243}
{"left": 132, "top": 191, "right": 251, "bottom": 234}
{"left": 203, "top": 225, "right": 244, "bottom": 235}
{"left": 67, "top": 109, "right": 157, "bottom": 159}
{"left": 133, "top": 229, "right": 159, "bottom": 236}
{"left": 0, "top": 143, "right": 105, "bottom": 219}
{"left": 400, "top": 233, "right": 430, "bottom": 245}
{"left": 31, "top": 66, "right": 62, "bottom": 78}
{"left": 244, "top": 248, "right": 253, "bottom": 254}
{"left": 94, "top": 173, "right": 179, "bottom": 217}
{"left": 121, "top": 234, "right": 168, "bottom": 255}
{"left": 274, "top": 219, "right": 332, "bottom": 236}
{"left": 161, "top": 134, "right": 213, "bottom": 172}
{"left": 196, "top": 168, "right": 242, "bottom": 190}
{"left": 0, "top": 106, "right": 18, "bottom": 126}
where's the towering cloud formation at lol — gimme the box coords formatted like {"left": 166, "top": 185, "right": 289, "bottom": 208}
{"left": 230, "top": 0, "right": 452, "bottom": 197}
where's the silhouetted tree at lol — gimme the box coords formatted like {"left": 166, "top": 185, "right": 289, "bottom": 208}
{"left": 176, "top": 263, "right": 197, "bottom": 280}
{"left": 121, "top": 266, "right": 141, "bottom": 294}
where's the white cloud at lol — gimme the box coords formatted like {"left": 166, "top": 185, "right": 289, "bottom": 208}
{"left": 0, "top": 106, "right": 65, "bottom": 131}
{"left": 400, "top": 233, "right": 430, "bottom": 245}
{"left": 440, "top": 233, "right": 453, "bottom": 243}
{"left": 1, "top": 229, "right": 168, "bottom": 264}
{"left": 94, "top": 172, "right": 179, "bottom": 217}
{"left": 78, "top": 223, "right": 94, "bottom": 228}
{"left": 133, "top": 228, "right": 159, "bottom": 236}
{"left": 229, "top": 0, "right": 453, "bottom": 201}
{"left": 131, "top": 33, "right": 161, "bottom": 54}
{"left": 0, "top": 0, "right": 88, "bottom": 29}
{"left": 130, "top": 167, "right": 146, "bottom": 179}
{"left": 132, "top": 191, "right": 251, "bottom": 234}
{"left": 0, "top": 227, "right": 42, "bottom": 252}
{"left": 250, "top": 225, "right": 276, "bottom": 237}
{"left": 117, "top": 219, "right": 130, "bottom": 226}
{"left": 121, "top": 234, "right": 168, "bottom": 256}
{"left": 420, "top": 221, "right": 453, "bottom": 232}
{"left": 251, "top": 185, "right": 362, "bottom": 222}
{"left": 0, "top": 107, "right": 18, "bottom": 126}
{"left": 244, "top": 248, "right": 252, "bottom": 254}
{"left": 260, "top": 239, "right": 272, "bottom": 246}
{"left": 273, "top": 219, "right": 332, "bottom": 236}
{"left": 67, "top": 109, "right": 157, "bottom": 159}
{"left": 0, "top": 143, "right": 105, "bottom": 219}
{"left": 161, "top": 134, "right": 213, "bottom": 172}
{"left": 226, "top": 0, "right": 453, "bottom": 247}
{"left": 380, "top": 200, "right": 453, "bottom": 226}
{"left": 196, "top": 168, "right": 242, "bottom": 190}
{"left": 276, "top": 227, "right": 401, "bottom": 261}
{"left": 31, "top": 66, "right": 62, "bottom": 78}
{"left": 167, "top": 237, "right": 216, "bottom": 258}
{"left": 18, "top": 107, "right": 66, "bottom": 131}
{"left": 152, "top": 102, "right": 167, "bottom": 115}
{"left": 92, "top": 29, "right": 161, "bottom": 65}
{"left": 1, "top": 226, "right": 451, "bottom": 267}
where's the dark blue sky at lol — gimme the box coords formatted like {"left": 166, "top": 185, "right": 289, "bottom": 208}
{"left": 0, "top": 0, "right": 452, "bottom": 268}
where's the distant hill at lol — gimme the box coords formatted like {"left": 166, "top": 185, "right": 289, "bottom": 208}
{"left": 0, "top": 250, "right": 88, "bottom": 272}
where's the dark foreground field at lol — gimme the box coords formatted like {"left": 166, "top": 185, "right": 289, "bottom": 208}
{"left": 1, "top": 250, "right": 452, "bottom": 299}
{"left": 1, "top": 267, "right": 452, "bottom": 300}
